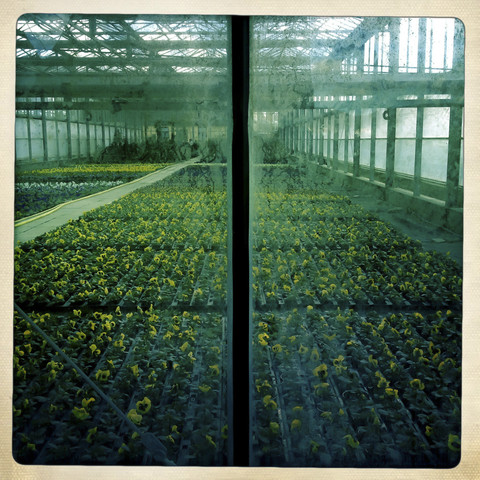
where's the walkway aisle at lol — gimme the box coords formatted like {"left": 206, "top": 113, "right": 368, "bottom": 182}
{"left": 15, "top": 158, "right": 200, "bottom": 244}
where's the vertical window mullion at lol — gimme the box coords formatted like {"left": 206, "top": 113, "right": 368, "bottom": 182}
{"left": 230, "top": 14, "right": 251, "bottom": 467}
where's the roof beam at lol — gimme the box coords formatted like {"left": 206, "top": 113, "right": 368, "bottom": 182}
{"left": 252, "top": 72, "right": 464, "bottom": 110}
{"left": 17, "top": 38, "right": 332, "bottom": 51}
{"left": 16, "top": 55, "right": 227, "bottom": 69}
{"left": 17, "top": 70, "right": 463, "bottom": 111}
{"left": 16, "top": 53, "right": 318, "bottom": 71}
{"left": 16, "top": 72, "right": 229, "bottom": 99}
{"left": 327, "top": 17, "right": 390, "bottom": 60}
{"left": 15, "top": 99, "right": 229, "bottom": 112}
{"left": 310, "top": 72, "right": 464, "bottom": 96}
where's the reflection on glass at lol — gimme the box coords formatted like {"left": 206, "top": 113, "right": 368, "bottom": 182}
{"left": 250, "top": 16, "right": 463, "bottom": 467}
{"left": 13, "top": 14, "right": 231, "bottom": 466}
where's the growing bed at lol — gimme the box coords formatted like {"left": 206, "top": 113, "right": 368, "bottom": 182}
{"left": 13, "top": 164, "right": 461, "bottom": 467}
{"left": 15, "top": 164, "right": 169, "bottom": 220}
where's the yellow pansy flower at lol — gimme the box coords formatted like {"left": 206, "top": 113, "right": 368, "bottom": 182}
{"left": 127, "top": 409, "right": 142, "bottom": 425}
{"left": 258, "top": 333, "right": 269, "bottom": 346}
{"left": 136, "top": 397, "right": 152, "bottom": 414}
{"left": 272, "top": 344, "right": 283, "bottom": 353}
{"left": 89, "top": 344, "right": 100, "bottom": 356}
{"left": 291, "top": 419, "right": 302, "bottom": 431}
{"left": 314, "top": 382, "right": 330, "bottom": 393}
{"left": 263, "top": 395, "right": 277, "bottom": 410}
{"left": 163, "top": 331, "right": 173, "bottom": 340}
{"left": 385, "top": 388, "right": 399, "bottom": 399}
{"left": 323, "top": 333, "right": 336, "bottom": 342}
{"left": 269, "top": 422, "right": 280, "bottom": 434}
{"left": 205, "top": 435, "right": 216, "bottom": 448}
{"left": 310, "top": 348, "right": 320, "bottom": 362}
{"left": 376, "top": 372, "right": 389, "bottom": 389}
{"left": 344, "top": 434, "right": 359, "bottom": 449}
{"left": 313, "top": 364, "right": 328, "bottom": 378}
{"left": 72, "top": 407, "right": 90, "bottom": 421}
{"left": 81, "top": 397, "right": 95, "bottom": 409}
{"left": 410, "top": 378, "right": 425, "bottom": 390}
{"left": 95, "top": 369, "right": 110, "bottom": 382}
{"left": 368, "top": 355, "right": 378, "bottom": 367}
{"left": 258, "top": 322, "right": 268, "bottom": 331}
{"left": 76, "top": 331, "right": 86, "bottom": 341}
{"left": 298, "top": 344, "right": 309, "bottom": 354}
{"left": 448, "top": 434, "right": 460, "bottom": 452}
{"left": 255, "top": 379, "right": 272, "bottom": 393}
{"left": 86, "top": 427, "right": 97, "bottom": 443}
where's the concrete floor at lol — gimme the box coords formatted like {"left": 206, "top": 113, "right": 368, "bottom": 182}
{"left": 337, "top": 189, "right": 463, "bottom": 266}
{"left": 15, "top": 158, "right": 200, "bottom": 244}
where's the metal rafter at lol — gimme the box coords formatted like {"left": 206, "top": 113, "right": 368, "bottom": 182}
{"left": 17, "top": 14, "right": 229, "bottom": 77}
{"left": 17, "top": 15, "right": 462, "bottom": 115}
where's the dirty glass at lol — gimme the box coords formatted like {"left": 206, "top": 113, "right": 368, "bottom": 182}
{"left": 13, "top": 13, "right": 464, "bottom": 469}
{"left": 13, "top": 14, "right": 231, "bottom": 466}
{"left": 250, "top": 16, "right": 463, "bottom": 467}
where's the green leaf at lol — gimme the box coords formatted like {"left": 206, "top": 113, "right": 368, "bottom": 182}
{"left": 33, "top": 396, "right": 48, "bottom": 402}
{"left": 319, "top": 452, "right": 332, "bottom": 465}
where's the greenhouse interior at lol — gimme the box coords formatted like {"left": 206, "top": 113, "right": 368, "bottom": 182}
{"left": 13, "top": 14, "right": 463, "bottom": 468}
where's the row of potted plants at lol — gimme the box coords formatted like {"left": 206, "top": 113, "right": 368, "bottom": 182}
{"left": 14, "top": 164, "right": 461, "bottom": 466}
{"left": 252, "top": 190, "right": 461, "bottom": 309}
{"left": 17, "top": 163, "right": 167, "bottom": 183}
{"left": 15, "top": 181, "right": 126, "bottom": 220}
{"left": 13, "top": 306, "right": 227, "bottom": 465}
{"left": 15, "top": 163, "right": 169, "bottom": 219}
{"left": 251, "top": 307, "right": 461, "bottom": 467}
{"left": 16, "top": 168, "right": 461, "bottom": 313}
{"left": 15, "top": 181, "right": 228, "bottom": 309}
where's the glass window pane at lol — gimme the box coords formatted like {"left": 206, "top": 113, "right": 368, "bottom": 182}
{"left": 250, "top": 16, "right": 462, "bottom": 468}
{"left": 13, "top": 13, "right": 465, "bottom": 470}
{"left": 421, "top": 138, "right": 449, "bottom": 181}
{"left": 423, "top": 107, "right": 450, "bottom": 138}
{"left": 394, "top": 139, "right": 416, "bottom": 174}
{"left": 376, "top": 108, "right": 389, "bottom": 138}
{"left": 396, "top": 108, "right": 417, "bottom": 138}
{"left": 14, "top": 14, "right": 231, "bottom": 466}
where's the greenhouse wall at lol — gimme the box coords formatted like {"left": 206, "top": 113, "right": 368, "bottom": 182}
{"left": 277, "top": 101, "right": 463, "bottom": 210}
{"left": 16, "top": 110, "right": 222, "bottom": 171}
